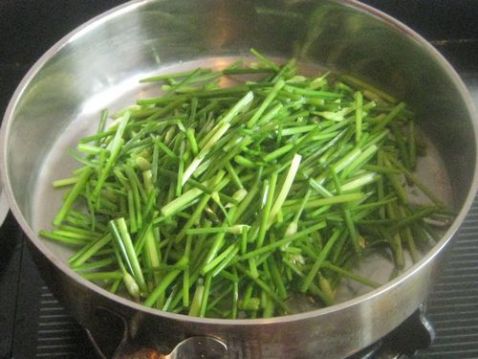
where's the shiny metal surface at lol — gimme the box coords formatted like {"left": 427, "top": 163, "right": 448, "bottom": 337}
{"left": 0, "top": 186, "right": 9, "bottom": 227}
{"left": 156, "top": 336, "right": 227, "bottom": 359}
{"left": 1, "top": 0, "right": 477, "bottom": 358}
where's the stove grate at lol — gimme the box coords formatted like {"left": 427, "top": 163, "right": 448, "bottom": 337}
{"left": 34, "top": 286, "right": 96, "bottom": 358}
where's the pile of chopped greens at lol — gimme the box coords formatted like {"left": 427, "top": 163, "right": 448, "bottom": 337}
{"left": 40, "top": 50, "right": 450, "bottom": 318}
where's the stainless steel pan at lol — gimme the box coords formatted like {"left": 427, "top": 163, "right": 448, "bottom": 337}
{"left": 1, "top": 0, "right": 477, "bottom": 357}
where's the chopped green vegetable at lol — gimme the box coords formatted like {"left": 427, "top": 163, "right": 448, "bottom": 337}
{"left": 41, "top": 49, "right": 450, "bottom": 319}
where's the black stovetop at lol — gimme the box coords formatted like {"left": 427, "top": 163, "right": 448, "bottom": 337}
{"left": 1, "top": 1, "right": 478, "bottom": 358}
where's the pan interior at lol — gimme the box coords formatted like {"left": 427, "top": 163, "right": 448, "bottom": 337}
{"left": 31, "top": 56, "right": 453, "bottom": 309}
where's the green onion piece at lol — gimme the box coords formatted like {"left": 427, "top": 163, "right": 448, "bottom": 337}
{"left": 109, "top": 218, "right": 146, "bottom": 292}
{"left": 144, "top": 257, "right": 187, "bottom": 307}
{"left": 268, "top": 154, "right": 302, "bottom": 227}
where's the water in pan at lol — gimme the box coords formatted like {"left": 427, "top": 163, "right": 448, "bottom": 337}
{"left": 31, "top": 56, "right": 453, "bottom": 309}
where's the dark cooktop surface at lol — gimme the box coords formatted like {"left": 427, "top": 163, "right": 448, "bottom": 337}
{"left": 1, "top": 1, "right": 478, "bottom": 358}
